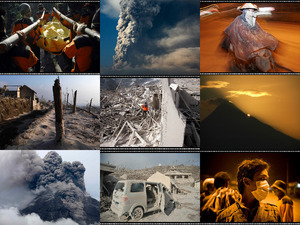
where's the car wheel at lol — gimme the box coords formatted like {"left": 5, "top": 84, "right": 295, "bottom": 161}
{"left": 131, "top": 206, "right": 144, "bottom": 221}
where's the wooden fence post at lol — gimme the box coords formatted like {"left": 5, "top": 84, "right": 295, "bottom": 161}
{"left": 89, "top": 98, "right": 93, "bottom": 113}
{"left": 67, "top": 93, "right": 69, "bottom": 108}
{"left": 73, "top": 90, "right": 77, "bottom": 113}
{"left": 53, "top": 78, "right": 64, "bottom": 142}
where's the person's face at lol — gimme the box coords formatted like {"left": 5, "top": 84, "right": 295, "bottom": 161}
{"left": 273, "top": 187, "right": 280, "bottom": 197}
{"left": 245, "top": 9, "right": 256, "bottom": 19}
{"left": 243, "top": 169, "right": 269, "bottom": 192}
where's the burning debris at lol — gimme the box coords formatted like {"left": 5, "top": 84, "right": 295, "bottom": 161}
{"left": 100, "top": 79, "right": 162, "bottom": 147}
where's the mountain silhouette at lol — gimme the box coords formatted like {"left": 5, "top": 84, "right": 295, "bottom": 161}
{"left": 201, "top": 100, "right": 300, "bottom": 150}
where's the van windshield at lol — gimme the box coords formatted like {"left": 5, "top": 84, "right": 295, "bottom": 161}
{"left": 115, "top": 182, "right": 125, "bottom": 192}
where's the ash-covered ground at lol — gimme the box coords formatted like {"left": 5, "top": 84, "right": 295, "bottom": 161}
{"left": 5, "top": 107, "right": 100, "bottom": 150}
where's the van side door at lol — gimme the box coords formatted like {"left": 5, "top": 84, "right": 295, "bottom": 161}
{"left": 128, "top": 182, "right": 147, "bottom": 212}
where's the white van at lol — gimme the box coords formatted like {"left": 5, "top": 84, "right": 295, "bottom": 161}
{"left": 111, "top": 180, "right": 175, "bottom": 221}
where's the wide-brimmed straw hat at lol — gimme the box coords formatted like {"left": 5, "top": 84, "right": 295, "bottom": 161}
{"left": 237, "top": 3, "right": 258, "bottom": 11}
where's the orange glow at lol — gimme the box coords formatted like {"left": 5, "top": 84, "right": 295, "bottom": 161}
{"left": 200, "top": 80, "right": 229, "bottom": 89}
{"left": 227, "top": 90, "right": 272, "bottom": 98}
{"left": 201, "top": 75, "right": 300, "bottom": 140}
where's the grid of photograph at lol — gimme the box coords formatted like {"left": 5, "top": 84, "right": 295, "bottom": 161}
{"left": 0, "top": 0, "right": 201, "bottom": 224}
{"left": 200, "top": 1, "right": 300, "bottom": 223}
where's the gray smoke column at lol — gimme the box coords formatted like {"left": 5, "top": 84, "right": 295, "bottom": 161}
{"left": 113, "top": 0, "right": 161, "bottom": 69}
{"left": 33, "top": 151, "right": 86, "bottom": 192}
{"left": 112, "top": 0, "right": 200, "bottom": 74}
{"left": 0, "top": 150, "right": 44, "bottom": 208}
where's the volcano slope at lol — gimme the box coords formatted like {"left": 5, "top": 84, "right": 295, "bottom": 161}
{"left": 19, "top": 151, "right": 100, "bottom": 225}
{"left": 201, "top": 100, "right": 300, "bottom": 150}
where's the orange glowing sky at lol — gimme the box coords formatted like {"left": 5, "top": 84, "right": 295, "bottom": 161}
{"left": 201, "top": 75, "right": 300, "bottom": 140}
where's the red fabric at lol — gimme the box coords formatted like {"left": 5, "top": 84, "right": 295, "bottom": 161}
{"left": 224, "top": 16, "right": 278, "bottom": 62}
{"left": 142, "top": 105, "right": 148, "bottom": 111}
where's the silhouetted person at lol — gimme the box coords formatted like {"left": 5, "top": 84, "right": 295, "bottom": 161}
{"left": 201, "top": 172, "right": 241, "bottom": 222}
{"left": 216, "top": 159, "right": 281, "bottom": 222}
{"left": 271, "top": 180, "right": 294, "bottom": 222}
{"left": 200, "top": 178, "right": 215, "bottom": 208}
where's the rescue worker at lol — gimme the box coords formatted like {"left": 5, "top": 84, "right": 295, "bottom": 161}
{"left": 12, "top": 3, "right": 40, "bottom": 72}
{"left": 0, "top": 7, "right": 38, "bottom": 72}
{"left": 142, "top": 102, "right": 149, "bottom": 115}
{"left": 80, "top": 3, "right": 98, "bottom": 28}
{"left": 271, "top": 180, "right": 294, "bottom": 222}
{"left": 216, "top": 159, "right": 281, "bottom": 222}
{"left": 200, "top": 178, "right": 215, "bottom": 209}
{"left": 62, "top": 8, "right": 100, "bottom": 72}
{"left": 201, "top": 172, "right": 241, "bottom": 222}
{"left": 36, "top": 3, "right": 50, "bottom": 23}
{"left": 221, "top": 3, "right": 278, "bottom": 72}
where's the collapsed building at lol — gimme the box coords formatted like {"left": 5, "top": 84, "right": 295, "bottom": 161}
{"left": 100, "top": 162, "right": 116, "bottom": 196}
{"left": 161, "top": 78, "right": 200, "bottom": 147}
{"left": 100, "top": 78, "right": 200, "bottom": 147}
{"left": 100, "top": 79, "right": 162, "bottom": 147}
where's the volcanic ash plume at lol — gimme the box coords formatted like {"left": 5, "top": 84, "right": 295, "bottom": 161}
{"left": 0, "top": 151, "right": 99, "bottom": 225}
{"left": 113, "top": 0, "right": 161, "bottom": 69}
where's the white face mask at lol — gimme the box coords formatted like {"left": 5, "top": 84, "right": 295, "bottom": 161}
{"left": 251, "top": 180, "right": 269, "bottom": 201}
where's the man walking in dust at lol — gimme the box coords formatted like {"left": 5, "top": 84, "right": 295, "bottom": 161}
{"left": 221, "top": 3, "right": 278, "bottom": 72}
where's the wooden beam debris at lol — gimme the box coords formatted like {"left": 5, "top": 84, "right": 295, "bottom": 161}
{"left": 100, "top": 83, "right": 161, "bottom": 147}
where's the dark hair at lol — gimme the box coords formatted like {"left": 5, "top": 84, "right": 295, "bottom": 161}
{"left": 237, "top": 159, "right": 269, "bottom": 194}
{"left": 0, "top": 7, "right": 6, "bottom": 17}
{"left": 214, "top": 171, "right": 231, "bottom": 189}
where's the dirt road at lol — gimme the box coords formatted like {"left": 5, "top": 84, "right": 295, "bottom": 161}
{"left": 100, "top": 187, "right": 200, "bottom": 222}
{"left": 6, "top": 108, "right": 100, "bottom": 150}
{"left": 200, "top": 13, "right": 300, "bottom": 72}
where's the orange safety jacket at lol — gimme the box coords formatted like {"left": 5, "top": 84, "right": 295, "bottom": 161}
{"left": 9, "top": 44, "right": 38, "bottom": 72}
{"left": 36, "top": 11, "right": 50, "bottom": 22}
{"left": 142, "top": 105, "right": 149, "bottom": 111}
{"left": 63, "top": 34, "right": 95, "bottom": 72}
{"left": 12, "top": 18, "right": 39, "bottom": 46}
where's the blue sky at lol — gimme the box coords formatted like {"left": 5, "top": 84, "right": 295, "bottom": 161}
{"left": 100, "top": 153, "right": 200, "bottom": 170}
{"left": 100, "top": 12, "right": 119, "bottom": 68}
{"left": 0, "top": 75, "right": 100, "bottom": 107}
{"left": 36, "top": 150, "right": 100, "bottom": 200}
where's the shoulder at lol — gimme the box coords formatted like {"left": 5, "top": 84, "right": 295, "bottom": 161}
{"left": 74, "top": 34, "right": 93, "bottom": 48}
{"left": 281, "top": 196, "right": 293, "bottom": 205}
{"left": 216, "top": 202, "right": 240, "bottom": 222}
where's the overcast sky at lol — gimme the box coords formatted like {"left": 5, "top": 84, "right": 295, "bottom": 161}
{"left": 100, "top": 153, "right": 200, "bottom": 170}
{"left": 0, "top": 76, "right": 100, "bottom": 107}
{"left": 36, "top": 150, "right": 100, "bottom": 200}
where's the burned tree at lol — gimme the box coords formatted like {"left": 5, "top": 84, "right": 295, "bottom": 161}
{"left": 52, "top": 78, "right": 65, "bottom": 142}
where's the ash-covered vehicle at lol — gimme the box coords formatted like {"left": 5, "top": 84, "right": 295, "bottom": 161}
{"left": 111, "top": 180, "right": 178, "bottom": 221}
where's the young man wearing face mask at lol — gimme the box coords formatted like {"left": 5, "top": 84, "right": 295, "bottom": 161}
{"left": 216, "top": 159, "right": 281, "bottom": 222}
{"left": 221, "top": 3, "right": 278, "bottom": 72}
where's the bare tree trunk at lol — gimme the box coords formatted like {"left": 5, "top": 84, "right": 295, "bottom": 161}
{"left": 73, "top": 90, "right": 77, "bottom": 113}
{"left": 67, "top": 93, "right": 69, "bottom": 108}
{"left": 53, "top": 78, "right": 64, "bottom": 142}
{"left": 89, "top": 98, "right": 93, "bottom": 113}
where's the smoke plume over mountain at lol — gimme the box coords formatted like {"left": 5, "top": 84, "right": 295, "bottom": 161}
{"left": 113, "top": 0, "right": 200, "bottom": 74}
{"left": 0, "top": 151, "right": 99, "bottom": 225}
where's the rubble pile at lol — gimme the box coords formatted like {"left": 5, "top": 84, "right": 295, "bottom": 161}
{"left": 100, "top": 83, "right": 162, "bottom": 147}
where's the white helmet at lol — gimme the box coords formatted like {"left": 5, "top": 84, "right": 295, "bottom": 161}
{"left": 20, "top": 3, "right": 31, "bottom": 15}
{"left": 237, "top": 3, "right": 258, "bottom": 11}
